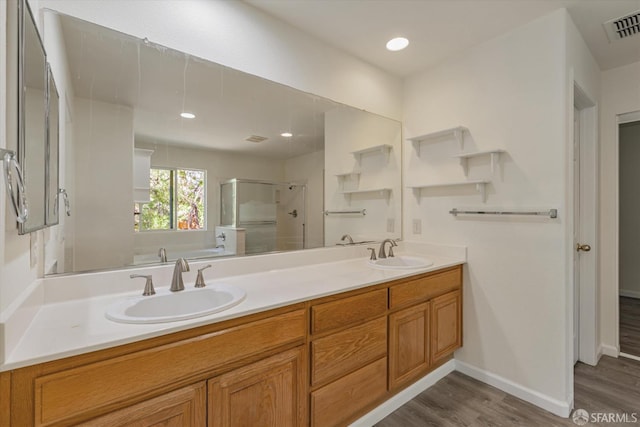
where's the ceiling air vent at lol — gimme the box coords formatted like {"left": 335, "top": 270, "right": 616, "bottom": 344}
{"left": 604, "top": 10, "right": 640, "bottom": 42}
{"left": 245, "top": 135, "right": 268, "bottom": 143}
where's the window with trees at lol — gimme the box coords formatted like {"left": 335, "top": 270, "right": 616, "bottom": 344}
{"left": 134, "top": 168, "right": 206, "bottom": 231}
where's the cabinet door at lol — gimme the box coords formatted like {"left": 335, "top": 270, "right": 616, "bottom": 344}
{"left": 208, "top": 347, "right": 306, "bottom": 427}
{"left": 388, "top": 302, "right": 430, "bottom": 390}
{"left": 431, "top": 290, "right": 462, "bottom": 364}
{"left": 78, "top": 382, "right": 206, "bottom": 426}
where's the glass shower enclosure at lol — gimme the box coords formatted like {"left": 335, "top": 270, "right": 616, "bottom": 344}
{"left": 220, "top": 179, "right": 306, "bottom": 254}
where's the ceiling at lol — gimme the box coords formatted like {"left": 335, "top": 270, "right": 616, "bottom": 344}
{"left": 245, "top": 0, "right": 640, "bottom": 77}
{"left": 58, "top": 13, "right": 335, "bottom": 160}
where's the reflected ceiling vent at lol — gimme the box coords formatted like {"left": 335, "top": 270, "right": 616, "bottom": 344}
{"left": 604, "top": 10, "right": 640, "bottom": 42}
{"left": 245, "top": 135, "right": 268, "bottom": 143}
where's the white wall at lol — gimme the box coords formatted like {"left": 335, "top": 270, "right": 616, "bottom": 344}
{"left": 324, "top": 107, "right": 402, "bottom": 245}
{"left": 37, "top": 0, "right": 402, "bottom": 121}
{"left": 403, "top": 9, "right": 572, "bottom": 411}
{"left": 619, "top": 122, "right": 640, "bottom": 299}
{"left": 1, "top": 0, "right": 40, "bottom": 315}
{"left": 133, "top": 140, "right": 285, "bottom": 257}
{"left": 600, "top": 61, "right": 640, "bottom": 351}
{"left": 73, "top": 97, "right": 134, "bottom": 271}
{"left": 284, "top": 150, "right": 324, "bottom": 250}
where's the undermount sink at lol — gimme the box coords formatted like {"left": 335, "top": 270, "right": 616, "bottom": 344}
{"left": 368, "top": 255, "right": 434, "bottom": 270}
{"left": 105, "top": 284, "right": 246, "bottom": 324}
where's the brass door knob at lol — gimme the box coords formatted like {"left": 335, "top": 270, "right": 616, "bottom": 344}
{"left": 576, "top": 243, "right": 591, "bottom": 252}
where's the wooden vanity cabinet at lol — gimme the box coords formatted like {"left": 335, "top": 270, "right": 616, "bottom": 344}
{"left": 5, "top": 306, "right": 306, "bottom": 426}
{"left": 388, "top": 266, "right": 463, "bottom": 391}
{"left": 1, "top": 264, "right": 464, "bottom": 427}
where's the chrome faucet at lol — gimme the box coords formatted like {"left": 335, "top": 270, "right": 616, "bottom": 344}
{"left": 170, "top": 258, "right": 190, "bottom": 292}
{"left": 130, "top": 274, "right": 155, "bottom": 296}
{"left": 158, "top": 247, "right": 168, "bottom": 263}
{"left": 378, "top": 239, "right": 397, "bottom": 259}
{"left": 341, "top": 234, "right": 354, "bottom": 245}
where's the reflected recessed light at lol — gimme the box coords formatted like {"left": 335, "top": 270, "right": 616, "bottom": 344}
{"left": 386, "top": 37, "right": 409, "bottom": 51}
{"left": 180, "top": 112, "right": 195, "bottom": 119}
{"left": 281, "top": 132, "right": 293, "bottom": 138}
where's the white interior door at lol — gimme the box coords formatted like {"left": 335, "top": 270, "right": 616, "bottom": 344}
{"left": 573, "top": 86, "right": 598, "bottom": 366}
{"left": 573, "top": 107, "right": 581, "bottom": 365}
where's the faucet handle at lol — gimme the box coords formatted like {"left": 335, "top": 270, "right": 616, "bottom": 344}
{"left": 195, "top": 265, "right": 212, "bottom": 288}
{"left": 367, "top": 248, "right": 377, "bottom": 261}
{"left": 388, "top": 239, "right": 398, "bottom": 257}
{"left": 158, "top": 247, "right": 168, "bottom": 263}
{"left": 130, "top": 274, "right": 155, "bottom": 296}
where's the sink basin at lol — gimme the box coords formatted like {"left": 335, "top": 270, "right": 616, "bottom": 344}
{"left": 368, "top": 255, "right": 434, "bottom": 270}
{"left": 105, "top": 284, "right": 246, "bottom": 324}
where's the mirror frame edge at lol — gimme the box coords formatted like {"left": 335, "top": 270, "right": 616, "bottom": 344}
{"left": 45, "top": 63, "right": 60, "bottom": 227}
{"left": 17, "top": 0, "right": 51, "bottom": 235}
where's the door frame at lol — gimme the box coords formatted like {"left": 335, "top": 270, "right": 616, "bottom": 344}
{"left": 616, "top": 110, "right": 640, "bottom": 360}
{"left": 573, "top": 83, "right": 598, "bottom": 366}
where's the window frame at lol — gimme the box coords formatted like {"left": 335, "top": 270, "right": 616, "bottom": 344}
{"left": 135, "top": 167, "right": 207, "bottom": 233}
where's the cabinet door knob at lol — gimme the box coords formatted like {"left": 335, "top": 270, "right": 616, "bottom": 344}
{"left": 576, "top": 243, "right": 591, "bottom": 252}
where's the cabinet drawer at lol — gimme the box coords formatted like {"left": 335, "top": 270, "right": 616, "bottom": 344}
{"left": 311, "top": 288, "right": 387, "bottom": 334}
{"left": 389, "top": 266, "right": 461, "bottom": 309}
{"left": 310, "top": 357, "right": 387, "bottom": 427}
{"left": 34, "top": 309, "right": 305, "bottom": 426}
{"left": 311, "top": 317, "right": 386, "bottom": 386}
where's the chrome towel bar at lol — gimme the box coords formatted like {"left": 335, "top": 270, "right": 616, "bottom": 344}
{"left": 1, "top": 148, "right": 28, "bottom": 223}
{"left": 323, "top": 209, "right": 366, "bottom": 216}
{"left": 449, "top": 208, "right": 558, "bottom": 219}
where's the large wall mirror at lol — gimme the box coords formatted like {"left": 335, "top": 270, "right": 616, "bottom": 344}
{"left": 18, "top": 0, "right": 48, "bottom": 233}
{"left": 43, "top": 12, "right": 402, "bottom": 275}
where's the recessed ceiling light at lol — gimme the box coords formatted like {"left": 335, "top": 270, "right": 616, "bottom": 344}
{"left": 386, "top": 37, "right": 409, "bottom": 52}
{"left": 180, "top": 112, "right": 195, "bottom": 119}
{"left": 281, "top": 132, "right": 293, "bottom": 138}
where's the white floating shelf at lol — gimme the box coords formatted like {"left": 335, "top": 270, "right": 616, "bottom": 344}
{"left": 453, "top": 149, "right": 505, "bottom": 176}
{"left": 407, "top": 126, "right": 468, "bottom": 155}
{"left": 407, "top": 180, "right": 490, "bottom": 204}
{"left": 340, "top": 188, "right": 392, "bottom": 204}
{"left": 350, "top": 144, "right": 392, "bottom": 163}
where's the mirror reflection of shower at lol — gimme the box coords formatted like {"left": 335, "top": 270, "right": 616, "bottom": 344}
{"left": 220, "top": 179, "right": 307, "bottom": 255}
{"left": 277, "top": 183, "right": 307, "bottom": 251}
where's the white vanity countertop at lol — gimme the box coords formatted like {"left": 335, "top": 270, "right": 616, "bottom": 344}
{"left": 0, "top": 243, "right": 465, "bottom": 371}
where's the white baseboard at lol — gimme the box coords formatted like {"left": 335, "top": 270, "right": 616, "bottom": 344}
{"left": 619, "top": 289, "right": 640, "bottom": 299}
{"left": 455, "top": 360, "right": 572, "bottom": 418}
{"left": 349, "top": 360, "right": 456, "bottom": 426}
{"left": 619, "top": 352, "right": 640, "bottom": 362}
{"left": 600, "top": 344, "right": 618, "bottom": 358}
